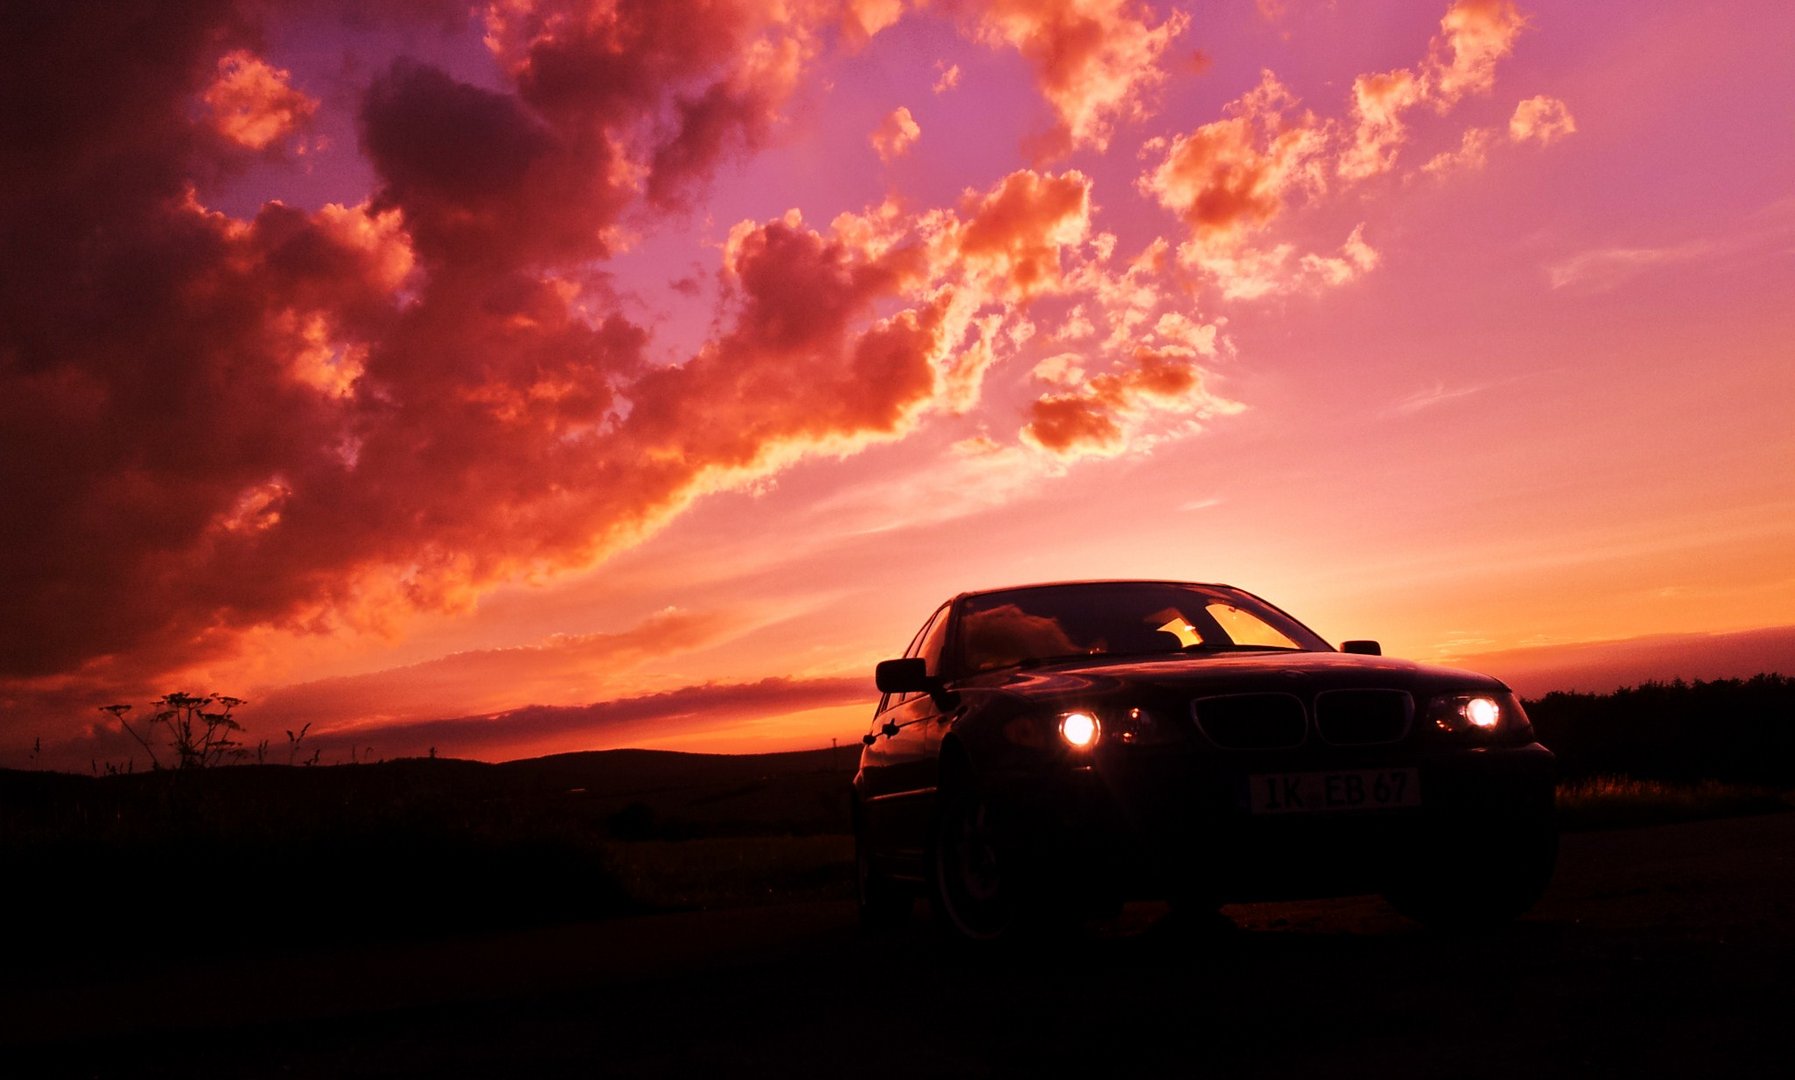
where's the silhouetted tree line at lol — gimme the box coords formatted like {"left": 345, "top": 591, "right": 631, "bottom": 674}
{"left": 1526, "top": 674, "right": 1795, "bottom": 785}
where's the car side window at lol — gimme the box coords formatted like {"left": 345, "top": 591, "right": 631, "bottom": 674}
{"left": 917, "top": 602, "right": 951, "bottom": 678}
{"left": 897, "top": 604, "right": 950, "bottom": 705}
{"left": 878, "top": 604, "right": 947, "bottom": 714}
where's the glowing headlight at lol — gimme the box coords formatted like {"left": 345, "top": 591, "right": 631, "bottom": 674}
{"left": 1465, "top": 696, "right": 1501, "bottom": 729}
{"left": 1059, "top": 711, "right": 1100, "bottom": 749}
{"left": 1428, "top": 693, "right": 1506, "bottom": 735}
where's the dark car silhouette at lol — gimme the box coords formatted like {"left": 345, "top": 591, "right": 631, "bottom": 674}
{"left": 852, "top": 580, "right": 1556, "bottom": 942}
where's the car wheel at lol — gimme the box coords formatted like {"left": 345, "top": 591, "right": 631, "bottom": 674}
{"left": 854, "top": 817, "right": 911, "bottom": 932}
{"left": 930, "top": 780, "right": 1029, "bottom": 943}
{"left": 1384, "top": 818, "right": 1558, "bottom": 930}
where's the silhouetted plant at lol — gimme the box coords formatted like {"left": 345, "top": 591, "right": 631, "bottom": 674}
{"left": 285, "top": 722, "right": 318, "bottom": 766}
{"left": 101, "top": 693, "right": 249, "bottom": 770}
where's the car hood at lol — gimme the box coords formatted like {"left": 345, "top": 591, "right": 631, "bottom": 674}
{"left": 963, "top": 650, "right": 1509, "bottom": 705}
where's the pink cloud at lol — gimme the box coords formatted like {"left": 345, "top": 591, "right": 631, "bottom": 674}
{"left": 1141, "top": 72, "right": 1328, "bottom": 249}
{"left": 1144, "top": 1, "right": 1543, "bottom": 296}
{"left": 1510, "top": 94, "right": 1576, "bottom": 145}
{"left": 872, "top": 105, "right": 921, "bottom": 161}
{"left": 1340, "top": 0, "right": 1528, "bottom": 180}
{"left": 1421, "top": 126, "right": 1499, "bottom": 176}
{"left": 954, "top": 168, "right": 1094, "bottom": 298}
{"left": 1022, "top": 346, "right": 1226, "bottom": 458}
{"left": 843, "top": 0, "right": 909, "bottom": 43}
{"left": 1432, "top": 0, "right": 1530, "bottom": 103}
{"left": 201, "top": 50, "right": 318, "bottom": 152}
{"left": 953, "top": 0, "right": 1189, "bottom": 153}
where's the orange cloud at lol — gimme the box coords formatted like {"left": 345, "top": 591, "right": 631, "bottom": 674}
{"left": 1432, "top": 0, "right": 1530, "bottom": 102}
{"left": 843, "top": 0, "right": 909, "bottom": 43}
{"left": 1340, "top": 0, "right": 1527, "bottom": 180}
{"left": 1510, "top": 95, "right": 1576, "bottom": 145}
{"left": 202, "top": 49, "right": 318, "bottom": 151}
{"left": 954, "top": 0, "right": 1188, "bottom": 152}
{"left": 1022, "top": 346, "right": 1224, "bottom": 457}
{"left": 954, "top": 168, "right": 1094, "bottom": 299}
{"left": 1421, "top": 126, "right": 1498, "bottom": 176}
{"left": 872, "top": 105, "right": 921, "bottom": 161}
{"left": 1339, "top": 67, "right": 1426, "bottom": 181}
{"left": 1140, "top": 72, "right": 1328, "bottom": 250}
{"left": 1145, "top": 1, "right": 1538, "bottom": 295}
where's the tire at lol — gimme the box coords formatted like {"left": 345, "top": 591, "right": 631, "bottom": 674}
{"left": 854, "top": 819, "right": 911, "bottom": 932}
{"left": 930, "top": 779, "right": 1028, "bottom": 944}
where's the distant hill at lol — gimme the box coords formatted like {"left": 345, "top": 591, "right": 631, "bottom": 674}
{"left": 1, "top": 744, "right": 859, "bottom": 843}
{"left": 0, "top": 745, "right": 861, "bottom": 965}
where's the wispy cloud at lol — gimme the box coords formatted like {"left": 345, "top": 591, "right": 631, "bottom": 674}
{"left": 1548, "top": 198, "right": 1795, "bottom": 291}
{"left": 1546, "top": 239, "right": 1718, "bottom": 291}
{"left": 1384, "top": 380, "right": 1489, "bottom": 417}
{"left": 365, "top": 675, "right": 871, "bottom": 761}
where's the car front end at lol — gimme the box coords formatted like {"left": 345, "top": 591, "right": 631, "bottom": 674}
{"left": 948, "top": 652, "right": 1556, "bottom": 919}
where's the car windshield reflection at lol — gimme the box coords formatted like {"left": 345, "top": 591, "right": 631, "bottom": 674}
{"left": 957, "top": 581, "right": 1327, "bottom": 674}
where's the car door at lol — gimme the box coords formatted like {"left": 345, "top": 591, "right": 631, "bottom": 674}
{"left": 860, "top": 602, "right": 949, "bottom": 873}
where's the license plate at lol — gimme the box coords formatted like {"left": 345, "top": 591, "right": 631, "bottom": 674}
{"left": 1247, "top": 768, "right": 1420, "bottom": 814}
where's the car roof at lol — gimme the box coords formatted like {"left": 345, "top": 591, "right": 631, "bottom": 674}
{"left": 952, "top": 579, "right": 1238, "bottom": 603}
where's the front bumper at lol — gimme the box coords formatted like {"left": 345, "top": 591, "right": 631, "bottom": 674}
{"left": 985, "top": 741, "right": 1557, "bottom": 903}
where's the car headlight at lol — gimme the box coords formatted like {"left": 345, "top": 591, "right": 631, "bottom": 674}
{"left": 1059, "top": 711, "right": 1100, "bottom": 749}
{"left": 1037, "top": 707, "right": 1180, "bottom": 751}
{"left": 1427, "top": 692, "right": 1529, "bottom": 738}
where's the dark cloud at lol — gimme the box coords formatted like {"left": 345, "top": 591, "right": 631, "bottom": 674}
{"left": 646, "top": 79, "right": 772, "bottom": 209}
{"left": 0, "top": 0, "right": 939, "bottom": 720}
{"left": 489, "top": 0, "right": 803, "bottom": 211}
{"left": 360, "top": 59, "right": 624, "bottom": 267}
{"left": 314, "top": 675, "right": 872, "bottom": 762}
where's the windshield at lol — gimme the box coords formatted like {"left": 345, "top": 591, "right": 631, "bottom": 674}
{"left": 954, "top": 582, "right": 1331, "bottom": 674}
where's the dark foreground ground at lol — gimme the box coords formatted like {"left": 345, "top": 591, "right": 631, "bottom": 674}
{"left": 5, "top": 812, "right": 1794, "bottom": 1079}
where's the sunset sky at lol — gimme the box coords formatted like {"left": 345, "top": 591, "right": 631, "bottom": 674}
{"left": 4, "top": 0, "right": 1792, "bottom": 770}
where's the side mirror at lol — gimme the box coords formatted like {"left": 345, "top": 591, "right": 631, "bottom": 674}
{"left": 875, "top": 657, "right": 931, "bottom": 694}
{"left": 1340, "top": 640, "right": 1382, "bottom": 656}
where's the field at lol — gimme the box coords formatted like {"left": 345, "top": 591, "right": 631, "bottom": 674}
{"left": 2, "top": 677, "right": 1788, "bottom": 970}
{"left": 4, "top": 750, "right": 1791, "bottom": 970}
{"left": 6, "top": 811, "right": 1795, "bottom": 1077}
{"left": 5, "top": 680, "right": 1795, "bottom": 1076}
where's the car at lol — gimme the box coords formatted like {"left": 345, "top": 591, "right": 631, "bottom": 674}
{"left": 851, "top": 579, "right": 1557, "bottom": 942}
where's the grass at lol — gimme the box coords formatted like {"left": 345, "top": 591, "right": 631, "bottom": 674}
{"left": 1555, "top": 775, "right": 1795, "bottom": 831}
{"left": 602, "top": 835, "right": 854, "bottom": 911}
{"left": 8, "top": 747, "right": 1794, "bottom": 971}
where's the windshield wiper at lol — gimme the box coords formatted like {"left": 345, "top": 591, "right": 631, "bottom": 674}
{"left": 1181, "top": 643, "right": 1302, "bottom": 654}
{"left": 1016, "top": 648, "right": 1185, "bottom": 669}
